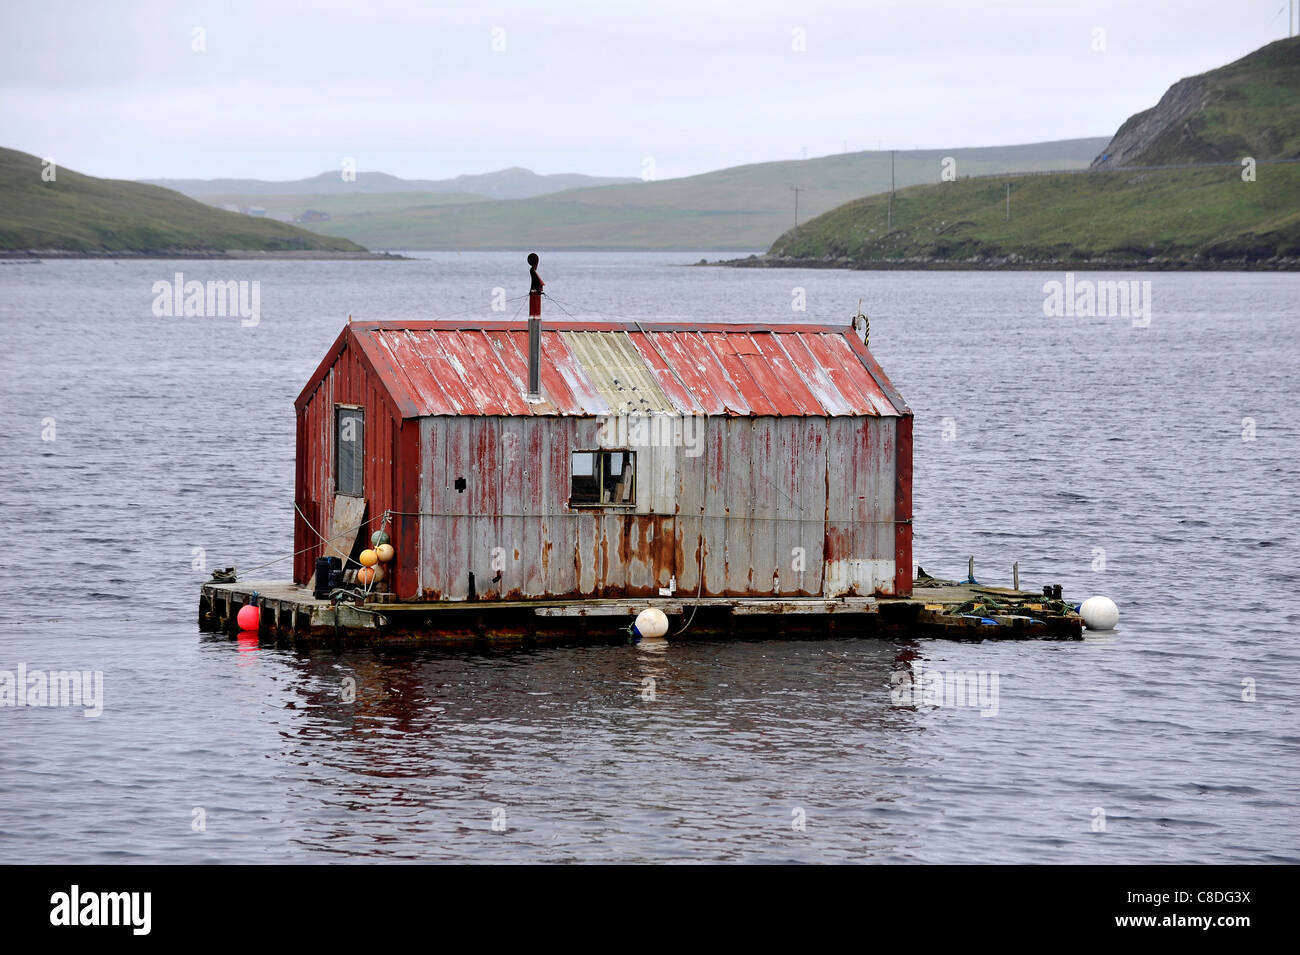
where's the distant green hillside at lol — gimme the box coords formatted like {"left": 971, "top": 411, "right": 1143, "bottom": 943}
{"left": 192, "top": 139, "right": 1108, "bottom": 250}
{"left": 145, "top": 166, "right": 636, "bottom": 200}
{"left": 200, "top": 189, "right": 494, "bottom": 238}
{"left": 204, "top": 191, "right": 493, "bottom": 219}
{"left": 0, "top": 148, "right": 369, "bottom": 255}
{"left": 748, "top": 37, "right": 1300, "bottom": 270}
{"left": 759, "top": 165, "right": 1300, "bottom": 267}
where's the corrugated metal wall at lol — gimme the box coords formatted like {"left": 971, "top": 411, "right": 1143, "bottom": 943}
{"left": 293, "top": 339, "right": 407, "bottom": 588}
{"left": 415, "top": 413, "right": 908, "bottom": 600}
{"left": 824, "top": 416, "right": 898, "bottom": 596}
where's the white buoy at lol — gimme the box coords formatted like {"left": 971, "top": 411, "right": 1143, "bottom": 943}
{"left": 1080, "top": 595, "right": 1119, "bottom": 631}
{"left": 633, "top": 608, "right": 670, "bottom": 641}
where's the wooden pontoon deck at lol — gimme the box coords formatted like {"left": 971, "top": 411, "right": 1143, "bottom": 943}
{"left": 199, "top": 578, "right": 1083, "bottom": 645}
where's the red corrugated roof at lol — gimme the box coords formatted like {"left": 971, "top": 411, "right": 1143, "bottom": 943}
{"left": 299, "top": 320, "right": 909, "bottom": 419}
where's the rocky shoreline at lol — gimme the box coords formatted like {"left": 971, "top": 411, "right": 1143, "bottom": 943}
{"left": 706, "top": 253, "right": 1300, "bottom": 271}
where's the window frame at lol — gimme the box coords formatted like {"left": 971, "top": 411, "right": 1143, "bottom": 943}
{"left": 334, "top": 405, "right": 365, "bottom": 497}
{"left": 568, "top": 449, "right": 636, "bottom": 508}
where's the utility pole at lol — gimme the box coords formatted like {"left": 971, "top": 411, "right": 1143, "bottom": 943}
{"left": 791, "top": 187, "right": 802, "bottom": 231}
{"left": 1006, "top": 182, "right": 1011, "bottom": 221}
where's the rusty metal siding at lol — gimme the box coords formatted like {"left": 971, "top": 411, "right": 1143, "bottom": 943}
{"left": 723, "top": 416, "right": 755, "bottom": 591}
{"left": 417, "top": 415, "right": 640, "bottom": 600}
{"left": 769, "top": 417, "right": 796, "bottom": 594}
{"left": 409, "top": 411, "right": 903, "bottom": 599}
{"left": 893, "top": 415, "right": 914, "bottom": 597}
{"left": 542, "top": 418, "right": 577, "bottom": 596}
{"left": 499, "top": 416, "right": 527, "bottom": 599}
{"left": 684, "top": 416, "right": 829, "bottom": 598}
{"left": 571, "top": 418, "right": 604, "bottom": 595}
{"left": 791, "top": 416, "right": 829, "bottom": 595}
{"left": 519, "top": 416, "right": 546, "bottom": 597}
{"left": 393, "top": 420, "right": 421, "bottom": 600}
{"left": 747, "top": 417, "right": 779, "bottom": 592}
{"left": 416, "top": 414, "right": 443, "bottom": 598}
{"left": 442, "top": 411, "right": 473, "bottom": 599}
{"left": 293, "top": 338, "right": 403, "bottom": 588}
{"left": 698, "top": 419, "right": 730, "bottom": 594}
{"left": 824, "top": 416, "right": 898, "bottom": 596}
{"left": 419, "top": 415, "right": 578, "bottom": 600}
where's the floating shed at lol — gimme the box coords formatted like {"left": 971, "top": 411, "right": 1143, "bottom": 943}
{"left": 292, "top": 319, "right": 913, "bottom": 605}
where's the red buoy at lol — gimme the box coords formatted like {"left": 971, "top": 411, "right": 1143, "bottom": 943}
{"left": 237, "top": 604, "right": 260, "bottom": 631}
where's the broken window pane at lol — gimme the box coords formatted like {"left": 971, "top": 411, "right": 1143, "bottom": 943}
{"left": 570, "top": 450, "right": 634, "bottom": 506}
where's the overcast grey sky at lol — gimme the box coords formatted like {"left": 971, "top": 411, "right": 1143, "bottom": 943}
{"left": 1, "top": 0, "right": 1294, "bottom": 182}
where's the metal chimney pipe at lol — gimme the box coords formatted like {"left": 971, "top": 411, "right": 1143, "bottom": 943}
{"left": 526, "top": 252, "right": 543, "bottom": 399}
{"left": 527, "top": 316, "right": 541, "bottom": 398}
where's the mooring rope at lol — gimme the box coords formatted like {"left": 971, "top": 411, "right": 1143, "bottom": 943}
{"left": 541, "top": 292, "right": 577, "bottom": 318}
{"left": 233, "top": 507, "right": 384, "bottom": 578}
{"left": 541, "top": 292, "right": 630, "bottom": 321}
{"left": 673, "top": 410, "right": 710, "bottom": 637}
{"left": 430, "top": 292, "right": 530, "bottom": 322}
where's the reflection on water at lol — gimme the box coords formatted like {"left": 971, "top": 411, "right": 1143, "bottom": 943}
{"left": 258, "top": 639, "right": 921, "bottom": 862}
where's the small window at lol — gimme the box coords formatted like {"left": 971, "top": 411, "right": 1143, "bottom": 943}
{"left": 570, "top": 450, "right": 635, "bottom": 506}
{"left": 336, "top": 407, "right": 364, "bottom": 496}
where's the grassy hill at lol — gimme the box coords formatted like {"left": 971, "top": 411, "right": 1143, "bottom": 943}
{"left": 747, "top": 37, "right": 1300, "bottom": 270}
{"left": 145, "top": 167, "right": 636, "bottom": 200}
{"left": 1093, "top": 36, "right": 1300, "bottom": 168}
{"left": 182, "top": 139, "right": 1108, "bottom": 251}
{"left": 0, "top": 148, "right": 370, "bottom": 256}
{"left": 199, "top": 189, "right": 494, "bottom": 232}
{"left": 758, "top": 165, "right": 1300, "bottom": 267}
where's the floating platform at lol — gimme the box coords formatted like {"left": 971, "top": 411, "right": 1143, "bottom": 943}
{"left": 199, "top": 577, "right": 1083, "bottom": 646}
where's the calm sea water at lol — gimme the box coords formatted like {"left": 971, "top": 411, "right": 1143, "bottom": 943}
{"left": 1, "top": 252, "right": 1296, "bottom": 863}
